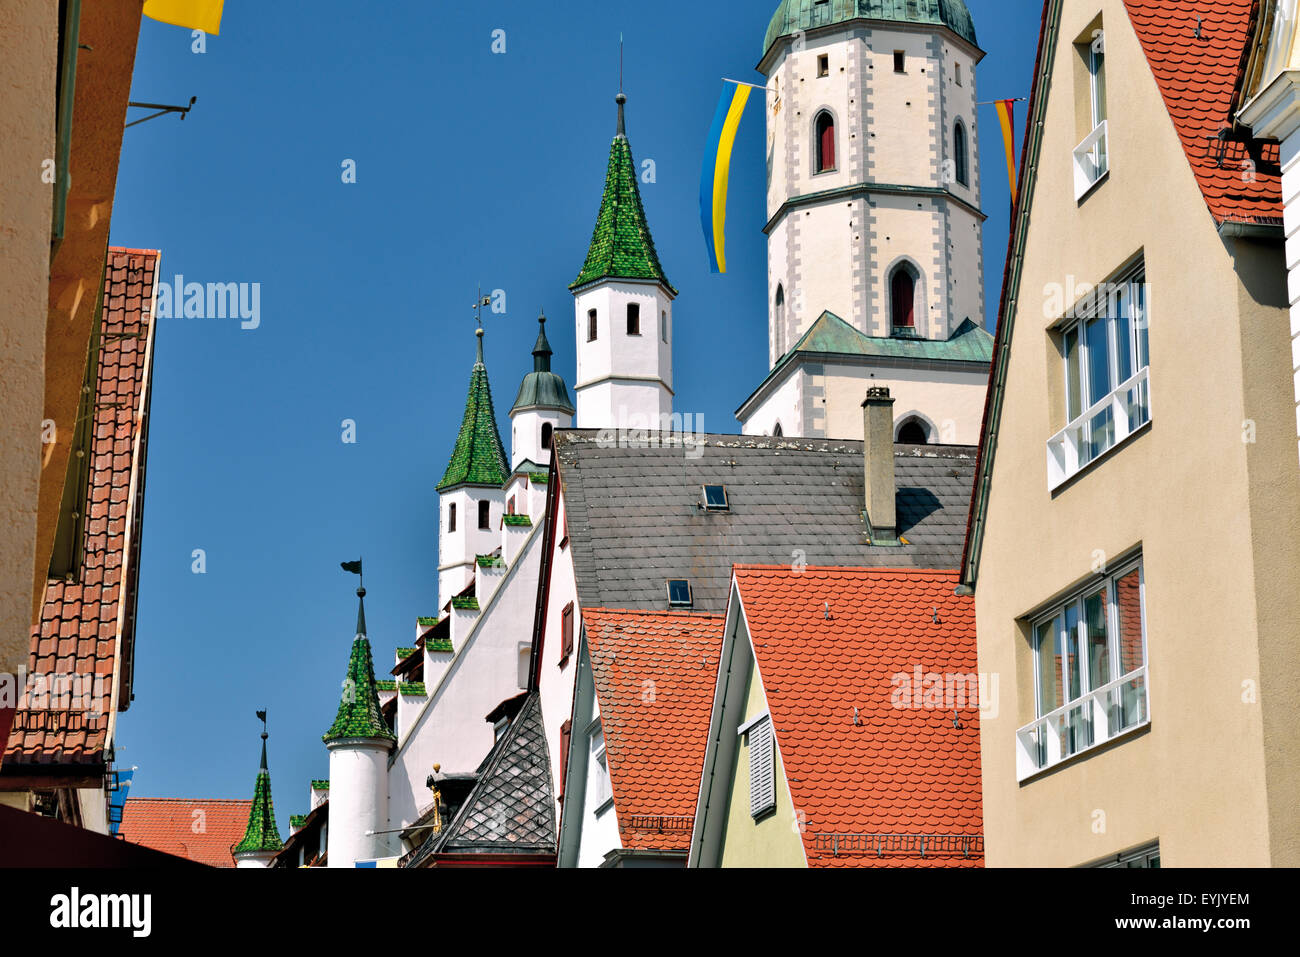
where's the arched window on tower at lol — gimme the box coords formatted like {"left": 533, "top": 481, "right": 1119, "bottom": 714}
{"left": 774, "top": 284, "right": 786, "bottom": 355}
{"left": 890, "top": 264, "right": 917, "bottom": 334}
{"left": 897, "top": 418, "right": 929, "bottom": 445}
{"left": 541, "top": 422, "right": 553, "bottom": 450}
{"left": 815, "top": 111, "right": 836, "bottom": 172}
{"left": 954, "top": 121, "right": 969, "bottom": 186}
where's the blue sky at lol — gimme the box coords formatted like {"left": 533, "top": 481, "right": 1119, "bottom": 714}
{"left": 111, "top": 1, "right": 1041, "bottom": 815}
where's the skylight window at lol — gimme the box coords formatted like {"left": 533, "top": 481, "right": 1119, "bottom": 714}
{"left": 667, "top": 579, "right": 693, "bottom": 607}
{"left": 702, "top": 485, "right": 729, "bottom": 511}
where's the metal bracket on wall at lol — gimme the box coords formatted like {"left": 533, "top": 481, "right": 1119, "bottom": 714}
{"left": 125, "top": 96, "right": 197, "bottom": 129}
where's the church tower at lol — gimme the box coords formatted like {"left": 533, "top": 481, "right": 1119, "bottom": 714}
{"left": 323, "top": 584, "right": 396, "bottom": 867}
{"left": 570, "top": 93, "right": 676, "bottom": 431}
{"left": 509, "top": 311, "right": 574, "bottom": 471}
{"left": 738, "top": 1, "right": 993, "bottom": 444}
{"left": 437, "top": 326, "right": 509, "bottom": 611}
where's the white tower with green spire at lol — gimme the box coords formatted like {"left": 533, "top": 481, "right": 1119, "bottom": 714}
{"left": 570, "top": 92, "right": 677, "bottom": 432}
{"left": 437, "top": 325, "right": 510, "bottom": 611}
{"left": 509, "top": 310, "right": 574, "bottom": 472}
{"left": 323, "top": 583, "right": 397, "bottom": 867}
{"left": 232, "top": 716, "right": 284, "bottom": 868}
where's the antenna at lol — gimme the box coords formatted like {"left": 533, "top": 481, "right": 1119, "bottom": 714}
{"left": 619, "top": 33, "right": 624, "bottom": 93}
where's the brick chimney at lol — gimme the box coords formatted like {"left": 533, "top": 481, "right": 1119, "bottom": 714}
{"left": 861, "top": 386, "right": 898, "bottom": 545}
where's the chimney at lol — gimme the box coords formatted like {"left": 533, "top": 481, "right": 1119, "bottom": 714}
{"left": 861, "top": 386, "right": 898, "bottom": 545}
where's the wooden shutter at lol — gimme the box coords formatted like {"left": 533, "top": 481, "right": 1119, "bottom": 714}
{"left": 558, "top": 719, "right": 572, "bottom": 799}
{"left": 749, "top": 718, "right": 776, "bottom": 817}
{"left": 561, "top": 603, "right": 574, "bottom": 660}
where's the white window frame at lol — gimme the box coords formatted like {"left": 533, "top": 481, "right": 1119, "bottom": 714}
{"left": 1095, "top": 841, "right": 1160, "bottom": 868}
{"left": 1017, "top": 556, "right": 1149, "bottom": 781}
{"left": 1046, "top": 263, "right": 1151, "bottom": 489}
{"left": 1073, "top": 30, "right": 1109, "bottom": 199}
{"left": 591, "top": 727, "right": 612, "bottom": 811}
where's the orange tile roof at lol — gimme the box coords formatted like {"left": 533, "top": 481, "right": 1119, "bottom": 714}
{"left": 734, "top": 566, "right": 982, "bottom": 867}
{"left": 583, "top": 609, "right": 725, "bottom": 852}
{"left": 119, "top": 798, "right": 252, "bottom": 868}
{"left": 1124, "top": 0, "right": 1282, "bottom": 226}
{"left": 5, "top": 248, "right": 158, "bottom": 768}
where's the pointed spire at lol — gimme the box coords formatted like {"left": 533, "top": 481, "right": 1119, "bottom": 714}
{"left": 324, "top": 583, "right": 396, "bottom": 745}
{"left": 570, "top": 93, "right": 676, "bottom": 294}
{"left": 233, "top": 716, "right": 283, "bottom": 856}
{"left": 437, "top": 324, "right": 510, "bottom": 491}
{"left": 533, "top": 311, "right": 553, "bottom": 373}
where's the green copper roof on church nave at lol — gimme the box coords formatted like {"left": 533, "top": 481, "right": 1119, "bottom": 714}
{"left": 437, "top": 328, "right": 511, "bottom": 492}
{"left": 323, "top": 590, "right": 397, "bottom": 745}
{"left": 763, "top": 0, "right": 978, "bottom": 57}
{"left": 233, "top": 734, "right": 284, "bottom": 856}
{"left": 570, "top": 94, "right": 676, "bottom": 294}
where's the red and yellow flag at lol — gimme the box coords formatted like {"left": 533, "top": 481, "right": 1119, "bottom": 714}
{"left": 143, "top": 0, "right": 224, "bottom": 35}
{"left": 994, "top": 99, "right": 1018, "bottom": 206}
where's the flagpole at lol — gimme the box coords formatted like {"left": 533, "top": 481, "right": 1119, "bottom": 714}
{"left": 722, "top": 77, "right": 776, "bottom": 92}
{"left": 975, "top": 97, "right": 1027, "bottom": 105}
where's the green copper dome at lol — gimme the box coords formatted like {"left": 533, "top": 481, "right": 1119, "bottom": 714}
{"left": 763, "top": 0, "right": 978, "bottom": 57}
{"left": 511, "top": 312, "right": 575, "bottom": 416}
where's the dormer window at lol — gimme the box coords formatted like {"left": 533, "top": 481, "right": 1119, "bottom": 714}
{"left": 702, "top": 485, "right": 729, "bottom": 511}
{"left": 667, "top": 579, "right": 693, "bottom": 607}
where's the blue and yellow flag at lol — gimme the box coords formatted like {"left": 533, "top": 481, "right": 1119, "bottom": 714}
{"left": 143, "top": 0, "right": 224, "bottom": 35}
{"left": 994, "top": 99, "right": 1018, "bottom": 206}
{"left": 699, "top": 80, "right": 753, "bottom": 274}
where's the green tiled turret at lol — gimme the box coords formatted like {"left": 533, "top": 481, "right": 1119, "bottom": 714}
{"left": 323, "top": 588, "right": 396, "bottom": 744}
{"left": 570, "top": 94, "right": 676, "bottom": 294}
{"left": 437, "top": 328, "right": 510, "bottom": 491}
{"left": 233, "top": 731, "right": 284, "bottom": 856}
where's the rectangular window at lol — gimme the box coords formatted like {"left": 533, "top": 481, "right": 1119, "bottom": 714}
{"left": 587, "top": 309, "right": 598, "bottom": 342}
{"left": 955, "top": 62, "right": 962, "bottom": 86}
{"left": 667, "top": 579, "right": 693, "bottom": 607}
{"left": 817, "top": 54, "right": 829, "bottom": 77}
{"left": 746, "top": 715, "right": 776, "bottom": 818}
{"left": 1047, "top": 262, "right": 1150, "bottom": 488}
{"left": 592, "top": 727, "right": 612, "bottom": 809}
{"left": 448, "top": 503, "right": 457, "bottom": 533}
{"left": 1018, "top": 557, "right": 1148, "bottom": 780}
{"left": 894, "top": 50, "right": 906, "bottom": 73}
{"left": 1073, "top": 29, "right": 1109, "bottom": 198}
{"left": 478, "top": 500, "right": 491, "bottom": 529}
{"left": 1096, "top": 841, "right": 1160, "bottom": 868}
{"left": 561, "top": 602, "right": 574, "bottom": 661}
{"left": 626, "top": 302, "right": 640, "bottom": 335}
{"left": 702, "top": 485, "right": 729, "bottom": 511}
{"left": 660, "top": 310, "right": 668, "bottom": 343}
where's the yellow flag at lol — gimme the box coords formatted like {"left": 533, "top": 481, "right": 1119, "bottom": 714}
{"left": 143, "top": 0, "right": 224, "bottom": 35}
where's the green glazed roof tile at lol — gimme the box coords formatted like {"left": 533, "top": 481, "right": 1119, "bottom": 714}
{"left": 416, "top": 616, "right": 439, "bottom": 627}
{"left": 451, "top": 596, "right": 480, "bottom": 610}
{"left": 310, "top": 780, "right": 329, "bottom": 790}
{"left": 323, "top": 598, "right": 397, "bottom": 745}
{"left": 375, "top": 680, "right": 397, "bottom": 692}
{"left": 290, "top": 814, "right": 307, "bottom": 828}
{"left": 570, "top": 120, "right": 675, "bottom": 293}
{"left": 503, "top": 514, "right": 532, "bottom": 527}
{"left": 233, "top": 751, "right": 283, "bottom": 855}
{"left": 426, "top": 638, "right": 454, "bottom": 653}
{"left": 764, "top": 0, "right": 978, "bottom": 57}
{"left": 396, "top": 647, "right": 417, "bottom": 660}
{"left": 437, "top": 333, "right": 509, "bottom": 491}
{"left": 398, "top": 682, "right": 427, "bottom": 696}
{"left": 476, "top": 554, "right": 505, "bottom": 568}
{"left": 527, "top": 472, "right": 549, "bottom": 484}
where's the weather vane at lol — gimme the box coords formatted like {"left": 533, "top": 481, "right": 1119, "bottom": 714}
{"left": 473, "top": 286, "right": 491, "bottom": 330}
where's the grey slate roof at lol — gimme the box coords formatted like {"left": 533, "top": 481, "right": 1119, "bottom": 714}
{"left": 406, "top": 692, "right": 555, "bottom": 864}
{"left": 554, "top": 430, "right": 976, "bottom": 613}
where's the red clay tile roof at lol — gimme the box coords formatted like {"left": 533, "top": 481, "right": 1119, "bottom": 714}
{"left": 119, "top": 798, "right": 251, "bottom": 868}
{"left": 4, "top": 248, "right": 158, "bottom": 768}
{"left": 583, "top": 609, "right": 725, "bottom": 852}
{"left": 1124, "top": 0, "right": 1282, "bottom": 225}
{"left": 734, "top": 565, "right": 982, "bottom": 867}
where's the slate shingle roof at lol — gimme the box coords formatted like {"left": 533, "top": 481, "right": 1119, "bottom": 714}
{"left": 1124, "top": 0, "right": 1282, "bottom": 227}
{"left": 119, "top": 798, "right": 252, "bottom": 868}
{"left": 583, "top": 610, "right": 725, "bottom": 852}
{"left": 407, "top": 692, "right": 555, "bottom": 863}
{"left": 5, "top": 248, "right": 157, "bottom": 768}
{"left": 554, "top": 430, "right": 976, "bottom": 613}
{"left": 735, "top": 565, "right": 983, "bottom": 867}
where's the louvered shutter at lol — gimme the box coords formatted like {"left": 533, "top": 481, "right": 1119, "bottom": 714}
{"left": 749, "top": 718, "right": 776, "bottom": 818}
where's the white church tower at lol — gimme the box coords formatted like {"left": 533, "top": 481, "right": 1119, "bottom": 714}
{"left": 737, "top": 0, "right": 994, "bottom": 445}
{"left": 509, "top": 311, "right": 574, "bottom": 471}
{"left": 570, "top": 92, "right": 677, "bottom": 432}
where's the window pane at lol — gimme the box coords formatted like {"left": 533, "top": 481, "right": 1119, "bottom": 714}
{"left": 1064, "top": 327, "right": 1082, "bottom": 421}
{"left": 1114, "top": 284, "right": 1133, "bottom": 383}
{"left": 1092, "top": 46, "right": 1107, "bottom": 124}
{"left": 1133, "top": 279, "right": 1149, "bottom": 370}
{"left": 1035, "top": 618, "right": 1063, "bottom": 716}
{"left": 1085, "top": 315, "right": 1112, "bottom": 405}
{"left": 1084, "top": 588, "right": 1110, "bottom": 690}
{"left": 1115, "top": 568, "right": 1144, "bottom": 675}
{"left": 1064, "top": 603, "right": 1083, "bottom": 701}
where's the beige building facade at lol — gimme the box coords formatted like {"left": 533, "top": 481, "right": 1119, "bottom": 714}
{"left": 963, "top": 0, "right": 1300, "bottom": 867}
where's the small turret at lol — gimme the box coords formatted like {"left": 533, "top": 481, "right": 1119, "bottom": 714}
{"left": 232, "top": 712, "right": 284, "bottom": 868}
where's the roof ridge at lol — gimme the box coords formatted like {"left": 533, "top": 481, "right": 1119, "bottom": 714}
{"left": 583, "top": 607, "right": 726, "bottom": 619}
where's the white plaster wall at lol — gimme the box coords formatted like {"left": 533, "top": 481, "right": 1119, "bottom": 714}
{"left": 820, "top": 360, "right": 988, "bottom": 443}
{"left": 438, "top": 486, "right": 505, "bottom": 610}
{"left": 574, "top": 280, "right": 673, "bottom": 429}
{"left": 739, "top": 367, "right": 805, "bottom": 437}
{"left": 387, "top": 524, "right": 544, "bottom": 828}
{"left": 511, "top": 407, "right": 571, "bottom": 471}
{"left": 575, "top": 705, "right": 623, "bottom": 869}
{"left": 537, "top": 493, "right": 580, "bottom": 825}
{"left": 327, "top": 742, "right": 391, "bottom": 867}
